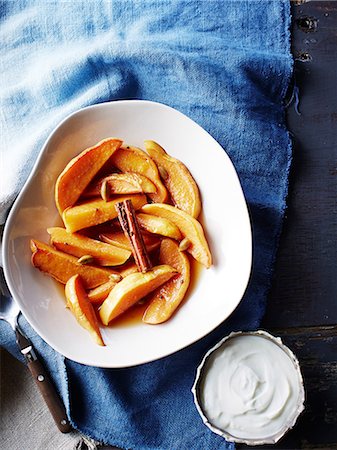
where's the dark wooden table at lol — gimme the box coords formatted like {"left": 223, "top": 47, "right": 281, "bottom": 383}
{"left": 1, "top": 3, "right": 336, "bottom": 450}
{"left": 240, "top": 2, "right": 337, "bottom": 449}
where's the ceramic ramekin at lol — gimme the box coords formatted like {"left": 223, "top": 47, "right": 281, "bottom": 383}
{"left": 192, "top": 330, "right": 305, "bottom": 445}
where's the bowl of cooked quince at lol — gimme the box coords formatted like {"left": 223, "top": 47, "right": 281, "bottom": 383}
{"left": 3, "top": 100, "right": 252, "bottom": 367}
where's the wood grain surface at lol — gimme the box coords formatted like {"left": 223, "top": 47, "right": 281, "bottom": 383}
{"left": 239, "top": 2, "right": 337, "bottom": 449}
{"left": 1, "top": 3, "right": 336, "bottom": 450}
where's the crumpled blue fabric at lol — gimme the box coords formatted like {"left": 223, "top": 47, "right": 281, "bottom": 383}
{"left": 0, "top": 1, "right": 292, "bottom": 449}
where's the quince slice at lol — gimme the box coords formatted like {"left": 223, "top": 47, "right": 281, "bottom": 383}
{"left": 111, "top": 146, "right": 168, "bottom": 203}
{"left": 30, "top": 239, "right": 117, "bottom": 288}
{"left": 141, "top": 204, "right": 212, "bottom": 268}
{"left": 55, "top": 138, "right": 122, "bottom": 214}
{"left": 87, "top": 265, "right": 139, "bottom": 305}
{"left": 118, "top": 263, "right": 139, "bottom": 277}
{"left": 144, "top": 140, "right": 201, "bottom": 218}
{"left": 65, "top": 275, "right": 105, "bottom": 346}
{"left": 100, "top": 230, "right": 160, "bottom": 253}
{"left": 62, "top": 194, "right": 147, "bottom": 233}
{"left": 87, "top": 279, "right": 116, "bottom": 305}
{"left": 84, "top": 173, "right": 156, "bottom": 197}
{"left": 136, "top": 213, "right": 182, "bottom": 241}
{"left": 47, "top": 227, "right": 131, "bottom": 266}
{"left": 99, "top": 265, "right": 177, "bottom": 325}
{"left": 143, "top": 238, "right": 190, "bottom": 324}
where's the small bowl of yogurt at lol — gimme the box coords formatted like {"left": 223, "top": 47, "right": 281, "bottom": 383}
{"left": 192, "top": 330, "right": 305, "bottom": 445}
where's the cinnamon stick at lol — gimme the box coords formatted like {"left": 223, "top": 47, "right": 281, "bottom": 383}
{"left": 115, "top": 199, "right": 152, "bottom": 273}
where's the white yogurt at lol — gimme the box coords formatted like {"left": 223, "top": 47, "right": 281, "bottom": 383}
{"left": 197, "top": 332, "right": 304, "bottom": 442}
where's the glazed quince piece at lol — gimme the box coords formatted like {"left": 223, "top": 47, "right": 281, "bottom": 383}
{"left": 55, "top": 138, "right": 123, "bottom": 215}
{"left": 30, "top": 239, "right": 117, "bottom": 289}
{"left": 144, "top": 140, "right": 201, "bottom": 218}
{"left": 99, "top": 265, "right": 177, "bottom": 325}
{"left": 143, "top": 239, "right": 190, "bottom": 324}
{"left": 65, "top": 275, "right": 105, "bottom": 346}
{"left": 87, "top": 264, "right": 140, "bottom": 305}
{"left": 136, "top": 213, "right": 182, "bottom": 241}
{"left": 62, "top": 194, "right": 147, "bottom": 233}
{"left": 118, "top": 263, "right": 139, "bottom": 277}
{"left": 87, "top": 279, "right": 117, "bottom": 305}
{"left": 47, "top": 227, "right": 131, "bottom": 266}
{"left": 84, "top": 173, "right": 156, "bottom": 197}
{"left": 111, "top": 146, "right": 168, "bottom": 203}
{"left": 141, "top": 204, "right": 212, "bottom": 268}
{"left": 100, "top": 230, "right": 161, "bottom": 253}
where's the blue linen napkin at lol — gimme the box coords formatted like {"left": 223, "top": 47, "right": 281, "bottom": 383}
{"left": 0, "top": 1, "right": 292, "bottom": 449}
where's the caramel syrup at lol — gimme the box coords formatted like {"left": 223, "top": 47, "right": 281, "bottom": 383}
{"left": 106, "top": 255, "right": 203, "bottom": 328}
{"left": 54, "top": 215, "right": 205, "bottom": 328}
{"left": 108, "top": 299, "right": 149, "bottom": 328}
{"left": 56, "top": 253, "right": 203, "bottom": 328}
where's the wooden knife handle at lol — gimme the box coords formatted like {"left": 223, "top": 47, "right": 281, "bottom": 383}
{"left": 27, "top": 358, "right": 72, "bottom": 433}
{"left": 15, "top": 327, "right": 72, "bottom": 433}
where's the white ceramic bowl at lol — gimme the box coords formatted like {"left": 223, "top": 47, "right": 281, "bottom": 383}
{"left": 3, "top": 100, "right": 252, "bottom": 368}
